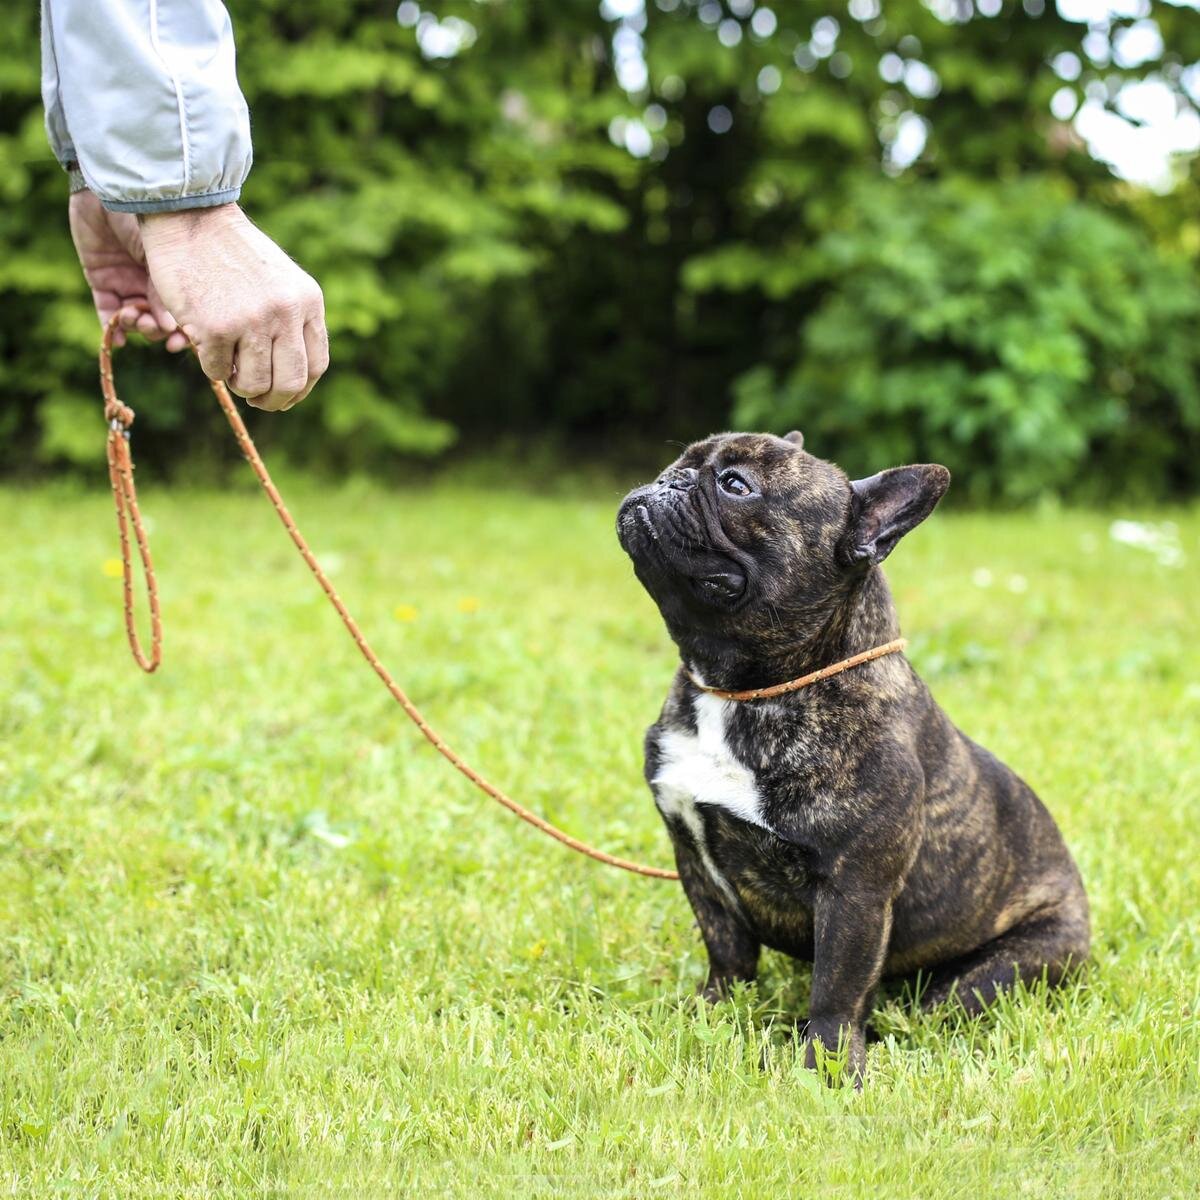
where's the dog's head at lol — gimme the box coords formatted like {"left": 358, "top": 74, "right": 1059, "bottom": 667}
{"left": 616, "top": 431, "right": 949, "bottom": 659}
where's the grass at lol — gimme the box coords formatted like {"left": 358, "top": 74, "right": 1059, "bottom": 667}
{"left": 2, "top": 473, "right": 1198, "bottom": 1197}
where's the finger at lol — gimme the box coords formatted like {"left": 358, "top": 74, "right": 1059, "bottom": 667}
{"left": 91, "top": 289, "right": 130, "bottom": 348}
{"left": 111, "top": 298, "right": 167, "bottom": 342}
{"left": 135, "top": 310, "right": 170, "bottom": 342}
{"left": 285, "top": 318, "right": 330, "bottom": 408}
{"left": 146, "top": 278, "right": 179, "bottom": 340}
{"left": 250, "top": 331, "right": 308, "bottom": 412}
{"left": 165, "top": 330, "right": 190, "bottom": 353}
{"left": 112, "top": 302, "right": 145, "bottom": 347}
{"left": 228, "top": 333, "right": 274, "bottom": 402}
{"left": 192, "top": 324, "right": 235, "bottom": 385}
{"left": 91, "top": 288, "right": 121, "bottom": 327}
{"left": 117, "top": 303, "right": 146, "bottom": 330}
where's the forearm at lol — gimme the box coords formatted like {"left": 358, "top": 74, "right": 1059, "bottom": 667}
{"left": 41, "top": 0, "right": 252, "bottom": 214}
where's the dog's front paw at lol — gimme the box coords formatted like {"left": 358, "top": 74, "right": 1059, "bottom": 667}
{"left": 801, "top": 1017, "right": 867, "bottom": 1088}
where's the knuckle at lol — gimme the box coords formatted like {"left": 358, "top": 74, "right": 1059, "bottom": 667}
{"left": 207, "top": 319, "right": 239, "bottom": 344}
{"left": 199, "top": 350, "right": 231, "bottom": 380}
{"left": 265, "top": 296, "right": 302, "bottom": 326}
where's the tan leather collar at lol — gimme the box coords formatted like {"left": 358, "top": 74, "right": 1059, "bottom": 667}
{"left": 685, "top": 638, "right": 907, "bottom": 702}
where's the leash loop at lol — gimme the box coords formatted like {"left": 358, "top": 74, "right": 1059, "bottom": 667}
{"left": 102, "top": 315, "right": 161, "bottom": 672}
{"left": 98, "top": 311, "right": 679, "bottom": 880}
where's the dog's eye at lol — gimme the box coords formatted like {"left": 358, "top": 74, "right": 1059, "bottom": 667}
{"left": 719, "top": 470, "right": 753, "bottom": 497}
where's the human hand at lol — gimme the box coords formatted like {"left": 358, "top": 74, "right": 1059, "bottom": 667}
{"left": 138, "top": 203, "right": 329, "bottom": 411}
{"left": 68, "top": 189, "right": 188, "bottom": 353}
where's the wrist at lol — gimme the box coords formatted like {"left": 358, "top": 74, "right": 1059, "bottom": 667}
{"left": 139, "top": 203, "right": 246, "bottom": 248}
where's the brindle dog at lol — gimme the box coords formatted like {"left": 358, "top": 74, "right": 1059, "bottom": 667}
{"left": 616, "top": 431, "right": 1089, "bottom": 1082}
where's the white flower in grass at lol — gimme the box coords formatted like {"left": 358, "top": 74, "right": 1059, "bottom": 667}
{"left": 1109, "top": 520, "right": 1185, "bottom": 568}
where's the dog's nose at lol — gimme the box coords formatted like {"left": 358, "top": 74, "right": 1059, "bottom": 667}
{"left": 662, "top": 467, "right": 699, "bottom": 492}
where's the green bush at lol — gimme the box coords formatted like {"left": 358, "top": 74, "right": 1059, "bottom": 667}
{"left": 1, "top": 1, "right": 636, "bottom": 476}
{"left": 716, "top": 176, "right": 1200, "bottom": 502}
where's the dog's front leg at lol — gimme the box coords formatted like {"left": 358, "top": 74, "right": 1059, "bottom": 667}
{"left": 804, "top": 886, "right": 893, "bottom": 1086}
{"left": 667, "top": 823, "right": 760, "bottom": 1002}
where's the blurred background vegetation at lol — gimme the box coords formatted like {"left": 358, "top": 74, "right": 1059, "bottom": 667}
{"left": 2, "top": 0, "right": 1199, "bottom": 501}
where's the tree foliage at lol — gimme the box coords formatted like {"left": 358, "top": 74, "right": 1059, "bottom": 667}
{"left": 727, "top": 176, "right": 1200, "bottom": 500}
{"left": 1, "top": 0, "right": 1198, "bottom": 499}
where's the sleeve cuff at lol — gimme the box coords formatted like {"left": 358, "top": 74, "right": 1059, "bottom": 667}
{"left": 100, "top": 186, "right": 242, "bottom": 215}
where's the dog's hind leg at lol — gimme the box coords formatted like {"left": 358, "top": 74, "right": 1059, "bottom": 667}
{"left": 918, "top": 904, "right": 1090, "bottom": 1017}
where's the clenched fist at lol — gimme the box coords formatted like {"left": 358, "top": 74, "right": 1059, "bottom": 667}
{"left": 69, "top": 191, "right": 329, "bottom": 411}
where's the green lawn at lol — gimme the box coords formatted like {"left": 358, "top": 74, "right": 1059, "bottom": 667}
{"left": 2, "top": 477, "right": 1198, "bottom": 1197}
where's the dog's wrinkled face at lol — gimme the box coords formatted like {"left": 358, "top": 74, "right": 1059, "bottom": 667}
{"left": 617, "top": 431, "right": 949, "bottom": 654}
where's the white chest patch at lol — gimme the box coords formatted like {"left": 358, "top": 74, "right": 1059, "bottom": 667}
{"left": 654, "top": 695, "right": 767, "bottom": 828}
{"left": 652, "top": 694, "right": 768, "bottom": 909}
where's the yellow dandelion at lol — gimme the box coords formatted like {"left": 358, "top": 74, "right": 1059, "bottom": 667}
{"left": 456, "top": 596, "right": 480, "bottom": 614}
{"left": 102, "top": 558, "right": 123, "bottom": 578}
{"left": 393, "top": 604, "right": 419, "bottom": 622}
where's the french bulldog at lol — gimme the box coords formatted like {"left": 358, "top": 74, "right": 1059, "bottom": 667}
{"left": 616, "top": 431, "right": 1089, "bottom": 1082}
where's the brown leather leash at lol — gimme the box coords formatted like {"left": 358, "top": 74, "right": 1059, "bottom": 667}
{"left": 101, "top": 313, "right": 678, "bottom": 879}
{"left": 99, "top": 313, "right": 907, "bottom": 882}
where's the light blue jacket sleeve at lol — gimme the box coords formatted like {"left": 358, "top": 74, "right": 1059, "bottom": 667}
{"left": 41, "top": 0, "right": 253, "bottom": 214}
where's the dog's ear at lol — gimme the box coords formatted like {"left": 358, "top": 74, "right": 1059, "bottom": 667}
{"left": 782, "top": 430, "right": 804, "bottom": 449}
{"left": 842, "top": 464, "right": 950, "bottom": 566}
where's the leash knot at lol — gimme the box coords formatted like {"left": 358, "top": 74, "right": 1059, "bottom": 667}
{"left": 100, "top": 324, "right": 136, "bottom": 430}
{"left": 106, "top": 402, "right": 135, "bottom": 431}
